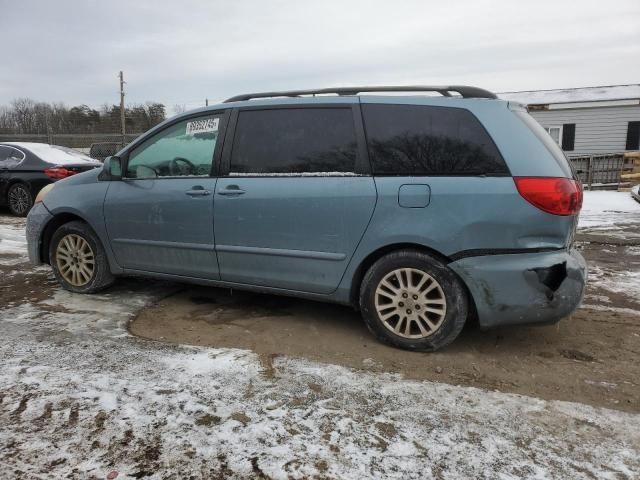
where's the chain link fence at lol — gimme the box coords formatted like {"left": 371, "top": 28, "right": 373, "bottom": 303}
{"left": 0, "top": 133, "right": 142, "bottom": 161}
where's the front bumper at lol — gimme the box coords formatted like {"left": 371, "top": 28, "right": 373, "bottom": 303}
{"left": 26, "top": 202, "right": 53, "bottom": 265}
{"left": 449, "top": 249, "right": 587, "bottom": 329}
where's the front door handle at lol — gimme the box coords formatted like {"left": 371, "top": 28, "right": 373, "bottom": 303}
{"left": 217, "top": 185, "right": 245, "bottom": 196}
{"left": 185, "top": 186, "right": 211, "bottom": 196}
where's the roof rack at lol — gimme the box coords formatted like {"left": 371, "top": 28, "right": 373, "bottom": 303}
{"left": 224, "top": 85, "right": 497, "bottom": 103}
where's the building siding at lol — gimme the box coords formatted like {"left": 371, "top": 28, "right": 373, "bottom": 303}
{"left": 529, "top": 105, "right": 640, "bottom": 155}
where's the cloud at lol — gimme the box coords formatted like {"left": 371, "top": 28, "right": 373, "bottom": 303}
{"left": 2, "top": 0, "right": 639, "bottom": 108}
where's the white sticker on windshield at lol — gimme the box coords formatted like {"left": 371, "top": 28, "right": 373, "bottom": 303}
{"left": 186, "top": 118, "right": 219, "bottom": 136}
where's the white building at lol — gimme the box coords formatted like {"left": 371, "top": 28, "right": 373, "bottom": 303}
{"left": 499, "top": 84, "right": 640, "bottom": 155}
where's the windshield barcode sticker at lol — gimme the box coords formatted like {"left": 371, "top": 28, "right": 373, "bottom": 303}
{"left": 186, "top": 118, "right": 219, "bottom": 136}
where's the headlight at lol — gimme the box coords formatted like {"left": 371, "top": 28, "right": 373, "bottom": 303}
{"left": 35, "top": 183, "right": 55, "bottom": 204}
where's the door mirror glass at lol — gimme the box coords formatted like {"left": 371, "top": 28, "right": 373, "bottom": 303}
{"left": 103, "top": 156, "right": 122, "bottom": 179}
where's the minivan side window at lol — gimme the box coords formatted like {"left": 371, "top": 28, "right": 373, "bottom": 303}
{"left": 126, "top": 114, "right": 221, "bottom": 179}
{"left": 362, "top": 104, "right": 509, "bottom": 176}
{"left": 229, "top": 108, "right": 358, "bottom": 175}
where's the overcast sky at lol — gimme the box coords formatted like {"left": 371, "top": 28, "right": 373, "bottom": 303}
{"left": 2, "top": 0, "right": 639, "bottom": 110}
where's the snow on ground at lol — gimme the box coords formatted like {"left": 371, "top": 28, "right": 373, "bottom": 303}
{"left": 587, "top": 265, "right": 640, "bottom": 299}
{"left": 0, "top": 223, "right": 27, "bottom": 257}
{"left": 579, "top": 190, "right": 640, "bottom": 229}
{"left": 578, "top": 303, "right": 640, "bottom": 317}
{"left": 1, "top": 289, "right": 639, "bottom": 479}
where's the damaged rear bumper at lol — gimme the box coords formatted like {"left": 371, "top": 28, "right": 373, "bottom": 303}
{"left": 449, "top": 249, "right": 586, "bottom": 329}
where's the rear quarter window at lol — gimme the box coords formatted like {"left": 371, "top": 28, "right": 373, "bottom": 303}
{"left": 362, "top": 104, "right": 509, "bottom": 176}
{"left": 513, "top": 110, "right": 573, "bottom": 178}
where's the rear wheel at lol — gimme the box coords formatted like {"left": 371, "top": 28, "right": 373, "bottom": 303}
{"left": 49, "top": 221, "right": 115, "bottom": 293}
{"left": 359, "top": 250, "right": 468, "bottom": 351}
{"left": 7, "top": 183, "right": 33, "bottom": 216}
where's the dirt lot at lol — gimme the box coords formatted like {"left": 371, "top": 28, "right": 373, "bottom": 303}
{"left": 131, "top": 236, "right": 640, "bottom": 413}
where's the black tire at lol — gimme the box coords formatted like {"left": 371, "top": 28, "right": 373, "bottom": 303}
{"left": 359, "top": 249, "right": 468, "bottom": 352}
{"left": 49, "top": 221, "right": 115, "bottom": 293}
{"left": 7, "top": 183, "right": 33, "bottom": 217}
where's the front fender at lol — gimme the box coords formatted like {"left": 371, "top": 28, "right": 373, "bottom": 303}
{"left": 41, "top": 179, "right": 123, "bottom": 274}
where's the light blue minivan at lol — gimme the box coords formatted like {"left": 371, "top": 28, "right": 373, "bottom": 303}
{"left": 26, "top": 86, "right": 586, "bottom": 351}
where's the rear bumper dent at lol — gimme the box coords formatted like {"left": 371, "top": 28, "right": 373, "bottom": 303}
{"left": 449, "top": 249, "right": 586, "bottom": 328}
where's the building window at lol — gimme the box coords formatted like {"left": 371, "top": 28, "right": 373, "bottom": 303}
{"left": 544, "top": 126, "right": 562, "bottom": 145}
{"left": 561, "top": 123, "right": 576, "bottom": 151}
{"left": 626, "top": 121, "right": 640, "bottom": 150}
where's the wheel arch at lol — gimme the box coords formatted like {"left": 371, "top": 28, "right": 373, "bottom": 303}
{"left": 7, "top": 178, "right": 41, "bottom": 195}
{"left": 8, "top": 178, "right": 28, "bottom": 187}
{"left": 349, "top": 243, "right": 450, "bottom": 305}
{"left": 40, "top": 212, "right": 93, "bottom": 264}
{"left": 349, "top": 242, "right": 478, "bottom": 324}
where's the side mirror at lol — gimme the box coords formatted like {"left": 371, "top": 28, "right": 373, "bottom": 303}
{"left": 100, "top": 156, "right": 122, "bottom": 180}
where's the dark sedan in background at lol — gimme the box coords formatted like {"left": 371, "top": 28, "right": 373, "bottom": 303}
{"left": 0, "top": 142, "right": 101, "bottom": 216}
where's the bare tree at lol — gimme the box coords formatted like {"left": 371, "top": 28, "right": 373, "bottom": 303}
{"left": 0, "top": 98, "right": 167, "bottom": 135}
{"left": 0, "top": 105, "right": 13, "bottom": 133}
{"left": 11, "top": 98, "right": 37, "bottom": 133}
{"left": 172, "top": 104, "right": 187, "bottom": 116}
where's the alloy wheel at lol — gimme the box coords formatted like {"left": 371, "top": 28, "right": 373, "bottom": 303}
{"left": 56, "top": 234, "right": 95, "bottom": 287}
{"left": 8, "top": 185, "right": 31, "bottom": 215}
{"left": 374, "top": 268, "right": 447, "bottom": 339}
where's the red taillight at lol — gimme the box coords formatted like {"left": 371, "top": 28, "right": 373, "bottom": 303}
{"left": 514, "top": 177, "right": 583, "bottom": 216}
{"left": 44, "top": 167, "right": 79, "bottom": 180}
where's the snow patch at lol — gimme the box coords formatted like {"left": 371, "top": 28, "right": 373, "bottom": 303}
{"left": 581, "top": 304, "right": 640, "bottom": 317}
{"left": 579, "top": 191, "right": 640, "bottom": 229}
{"left": 588, "top": 265, "right": 640, "bottom": 298}
{"left": 1, "top": 332, "right": 639, "bottom": 479}
{"left": 499, "top": 84, "right": 640, "bottom": 105}
{"left": 0, "top": 223, "right": 27, "bottom": 257}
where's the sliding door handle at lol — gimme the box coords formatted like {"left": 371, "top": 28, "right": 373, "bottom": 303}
{"left": 217, "top": 185, "right": 245, "bottom": 196}
{"left": 185, "top": 186, "right": 211, "bottom": 196}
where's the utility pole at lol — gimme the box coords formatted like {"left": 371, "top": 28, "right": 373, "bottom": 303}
{"left": 119, "top": 71, "right": 126, "bottom": 144}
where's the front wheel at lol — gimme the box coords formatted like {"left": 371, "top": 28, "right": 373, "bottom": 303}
{"left": 359, "top": 250, "right": 468, "bottom": 352}
{"left": 7, "top": 183, "right": 33, "bottom": 216}
{"left": 49, "top": 221, "right": 115, "bottom": 293}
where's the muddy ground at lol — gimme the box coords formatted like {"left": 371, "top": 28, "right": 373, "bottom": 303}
{"left": 129, "top": 232, "right": 640, "bottom": 414}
